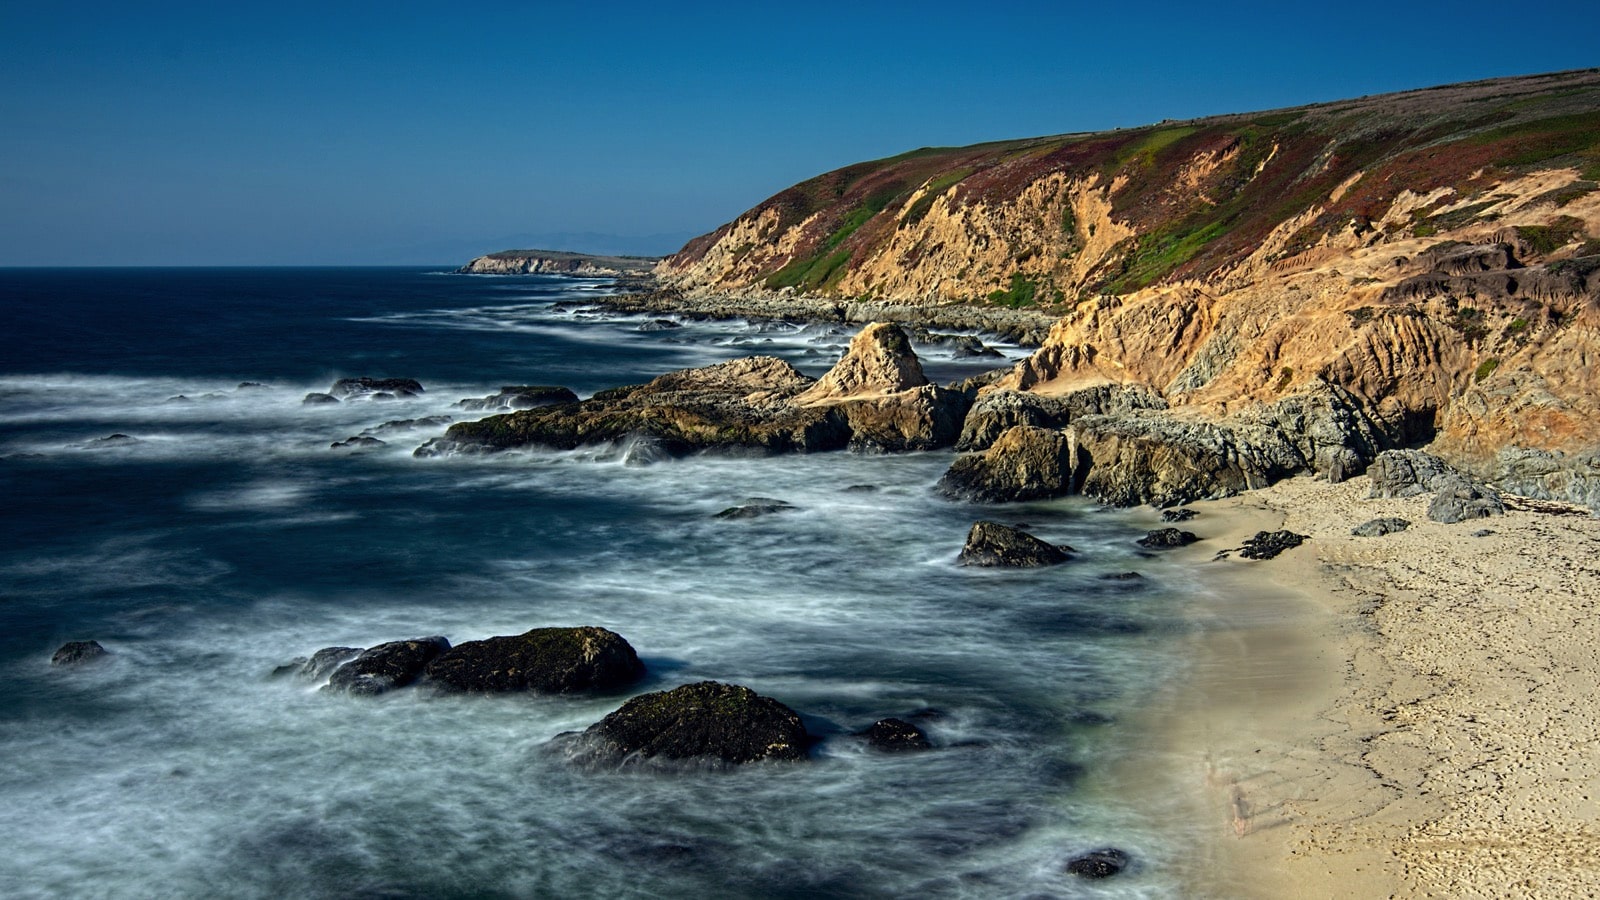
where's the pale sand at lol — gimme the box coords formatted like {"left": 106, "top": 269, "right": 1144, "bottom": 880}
{"left": 1148, "top": 474, "right": 1600, "bottom": 898}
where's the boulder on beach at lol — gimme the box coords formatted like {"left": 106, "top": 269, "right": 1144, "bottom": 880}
{"left": 51, "top": 640, "right": 109, "bottom": 667}
{"left": 1137, "top": 528, "right": 1199, "bottom": 549}
{"left": 1239, "top": 530, "right": 1308, "bottom": 560}
{"left": 325, "top": 636, "right": 450, "bottom": 695}
{"left": 1161, "top": 508, "right": 1199, "bottom": 522}
{"left": 1367, "top": 449, "right": 1456, "bottom": 499}
{"left": 1428, "top": 474, "right": 1506, "bottom": 524}
{"left": 1353, "top": 517, "right": 1411, "bottom": 537}
{"left": 424, "top": 626, "right": 644, "bottom": 693}
{"left": 958, "top": 521, "right": 1072, "bottom": 567}
{"left": 857, "top": 718, "right": 932, "bottom": 752}
{"left": 556, "top": 681, "right": 810, "bottom": 767}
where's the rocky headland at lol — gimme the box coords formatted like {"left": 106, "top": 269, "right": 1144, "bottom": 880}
{"left": 459, "top": 249, "right": 660, "bottom": 277}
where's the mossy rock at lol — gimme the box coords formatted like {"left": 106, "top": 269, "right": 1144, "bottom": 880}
{"left": 565, "top": 681, "right": 810, "bottom": 767}
{"left": 424, "top": 626, "right": 644, "bottom": 693}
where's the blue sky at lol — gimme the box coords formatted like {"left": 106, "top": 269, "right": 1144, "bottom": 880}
{"left": 1, "top": 1, "right": 1594, "bottom": 265}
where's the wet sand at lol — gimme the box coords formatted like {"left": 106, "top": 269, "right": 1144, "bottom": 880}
{"left": 1156, "top": 474, "right": 1600, "bottom": 897}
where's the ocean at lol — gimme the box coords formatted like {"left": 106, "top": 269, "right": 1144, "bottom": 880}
{"left": 0, "top": 267, "right": 1211, "bottom": 898}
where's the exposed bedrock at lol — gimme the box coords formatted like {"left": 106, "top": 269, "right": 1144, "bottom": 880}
{"left": 424, "top": 626, "right": 645, "bottom": 694}
{"left": 416, "top": 322, "right": 967, "bottom": 458}
{"left": 940, "top": 380, "right": 1395, "bottom": 508}
{"left": 955, "top": 384, "right": 1167, "bottom": 452}
{"left": 938, "top": 425, "right": 1077, "bottom": 503}
{"left": 552, "top": 681, "right": 810, "bottom": 768}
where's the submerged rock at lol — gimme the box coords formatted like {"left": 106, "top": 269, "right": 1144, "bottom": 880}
{"left": 958, "top": 521, "right": 1072, "bottom": 567}
{"left": 424, "top": 626, "right": 644, "bottom": 693}
{"left": 325, "top": 636, "right": 450, "bottom": 695}
{"left": 1428, "top": 474, "right": 1506, "bottom": 523}
{"left": 1137, "top": 528, "right": 1199, "bottom": 549}
{"left": 557, "top": 681, "right": 810, "bottom": 767}
{"left": 1064, "top": 847, "right": 1132, "bottom": 879}
{"left": 857, "top": 718, "right": 932, "bottom": 752}
{"left": 1353, "top": 517, "right": 1411, "bottom": 537}
{"left": 330, "top": 435, "right": 386, "bottom": 451}
{"left": 302, "top": 392, "right": 340, "bottom": 405}
{"left": 937, "top": 425, "right": 1075, "bottom": 503}
{"left": 1239, "top": 530, "right": 1308, "bottom": 560}
{"left": 714, "top": 498, "right": 796, "bottom": 519}
{"left": 51, "top": 640, "right": 109, "bottom": 667}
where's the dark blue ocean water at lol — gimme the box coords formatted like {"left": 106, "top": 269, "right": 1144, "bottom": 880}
{"left": 0, "top": 268, "right": 1204, "bottom": 898}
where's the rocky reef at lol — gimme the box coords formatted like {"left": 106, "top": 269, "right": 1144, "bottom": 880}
{"left": 552, "top": 681, "right": 811, "bottom": 768}
{"left": 416, "top": 323, "right": 969, "bottom": 458}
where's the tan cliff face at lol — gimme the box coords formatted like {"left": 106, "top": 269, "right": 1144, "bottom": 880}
{"left": 655, "top": 69, "right": 1600, "bottom": 469}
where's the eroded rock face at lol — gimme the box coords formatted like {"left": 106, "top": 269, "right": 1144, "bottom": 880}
{"left": 325, "top": 636, "right": 450, "bottom": 695}
{"left": 938, "top": 425, "right": 1076, "bottom": 503}
{"left": 957, "top": 521, "right": 1072, "bottom": 567}
{"left": 418, "top": 323, "right": 966, "bottom": 458}
{"left": 557, "top": 681, "right": 810, "bottom": 767}
{"left": 424, "top": 626, "right": 644, "bottom": 694}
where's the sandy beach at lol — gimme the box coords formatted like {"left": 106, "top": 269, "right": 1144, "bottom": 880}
{"left": 1151, "top": 474, "right": 1600, "bottom": 898}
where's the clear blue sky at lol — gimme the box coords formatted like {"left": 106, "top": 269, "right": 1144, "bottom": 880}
{"left": 1, "top": 1, "right": 1594, "bottom": 265}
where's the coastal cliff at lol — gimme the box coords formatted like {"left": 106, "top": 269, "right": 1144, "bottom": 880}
{"left": 460, "top": 249, "right": 659, "bottom": 277}
{"left": 652, "top": 69, "right": 1600, "bottom": 504}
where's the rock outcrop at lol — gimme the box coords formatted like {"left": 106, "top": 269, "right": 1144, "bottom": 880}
{"left": 957, "top": 521, "right": 1072, "bottom": 567}
{"left": 455, "top": 386, "right": 578, "bottom": 412}
{"left": 329, "top": 377, "right": 423, "bottom": 400}
{"left": 1427, "top": 474, "right": 1506, "bottom": 524}
{"left": 424, "top": 626, "right": 644, "bottom": 693}
{"left": 955, "top": 385, "right": 1166, "bottom": 452}
{"left": 417, "top": 323, "right": 966, "bottom": 458}
{"left": 459, "top": 250, "right": 659, "bottom": 277}
{"left": 938, "top": 425, "right": 1076, "bottom": 503}
{"left": 857, "top": 718, "right": 932, "bottom": 752}
{"left": 556, "top": 681, "right": 810, "bottom": 767}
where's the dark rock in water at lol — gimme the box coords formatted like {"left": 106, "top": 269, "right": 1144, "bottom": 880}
{"left": 638, "top": 319, "right": 682, "bottom": 332}
{"left": 1353, "top": 516, "right": 1411, "bottom": 537}
{"left": 1428, "top": 474, "right": 1506, "bottom": 524}
{"left": 166, "top": 394, "right": 193, "bottom": 403}
{"left": 330, "top": 435, "right": 386, "bottom": 451}
{"left": 455, "top": 385, "right": 579, "bottom": 412}
{"left": 1161, "top": 508, "right": 1199, "bottom": 522}
{"left": 86, "top": 433, "right": 139, "bottom": 447}
{"left": 424, "top": 626, "right": 644, "bottom": 693}
{"left": 51, "top": 640, "right": 109, "bottom": 667}
{"left": 1240, "top": 530, "right": 1308, "bottom": 560}
{"left": 1099, "top": 571, "right": 1144, "bottom": 581}
{"left": 620, "top": 436, "right": 673, "bottom": 466}
{"left": 938, "top": 425, "right": 1075, "bottom": 503}
{"left": 1367, "top": 449, "right": 1455, "bottom": 499}
{"left": 714, "top": 498, "right": 796, "bottom": 519}
{"left": 302, "top": 392, "right": 340, "bottom": 405}
{"left": 272, "top": 646, "right": 364, "bottom": 681}
{"left": 325, "top": 636, "right": 450, "bottom": 695}
{"left": 1137, "top": 528, "right": 1199, "bottom": 549}
{"left": 559, "top": 681, "right": 809, "bottom": 766}
{"left": 362, "top": 416, "right": 453, "bottom": 435}
{"left": 1064, "top": 847, "right": 1132, "bottom": 879}
{"left": 329, "top": 377, "right": 424, "bottom": 400}
{"left": 858, "top": 718, "right": 932, "bottom": 752}
{"left": 236, "top": 382, "right": 268, "bottom": 390}
{"left": 843, "top": 484, "right": 879, "bottom": 493}
{"left": 958, "top": 521, "right": 1072, "bottom": 567}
